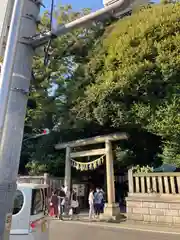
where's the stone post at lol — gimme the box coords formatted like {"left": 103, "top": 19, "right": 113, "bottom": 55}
{"left": 64, "top": 146, "right": 71, "bottom": 190}
{"left": 105, "top": 140, "right": 115, "bottom": 204}
{"left": 43, "top": 172, "right": 50, "bottom": 197}
{"left": 44, "top": 173, "right": 49, "bottom": 184}
{"left": 103, "top": 140, "right": 119, "bottom": 219}
{"left": 128, "top": 168, "right": 133, "bottom": 194}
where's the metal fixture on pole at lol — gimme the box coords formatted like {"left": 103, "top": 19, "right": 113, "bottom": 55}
{"left": 0, "top": 0, "right": 137, "bottom": 239}
{"left": 23, "top": 128, "right": 50, "bottom": 142}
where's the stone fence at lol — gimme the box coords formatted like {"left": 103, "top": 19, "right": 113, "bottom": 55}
{"left": 126, "top": 169, "right": 180, "bottom": 225}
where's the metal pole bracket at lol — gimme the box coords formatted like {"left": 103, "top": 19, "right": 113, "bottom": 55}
{"left": 11, "top": 88, "right": 29, "bottom": 96}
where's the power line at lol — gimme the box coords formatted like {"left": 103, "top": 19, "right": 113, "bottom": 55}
{"left": 44, "top": 0, "right": 54, "bottom": 66}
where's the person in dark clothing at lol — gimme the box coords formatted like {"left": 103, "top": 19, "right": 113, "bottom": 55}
{"left": 94, "top": 188, "right": 103, "bottom": 217}
{"left": 59, "top": 187, "right": 66, "bottom": 215}
{"left": 49, "top": 190, "right": 58, "bottom": 218}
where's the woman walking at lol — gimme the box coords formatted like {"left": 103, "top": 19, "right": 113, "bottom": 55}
{"left": 49, "top": 190, "right": 59, "bottom": 218}
{"left": 59, "top": 186, "right": 66, "bottom": 216}
{"left": 69, "top": 188, "right": 79, "bottom": 220}
{"left": 88, "top": 189, "right": 95, "bottom": 220}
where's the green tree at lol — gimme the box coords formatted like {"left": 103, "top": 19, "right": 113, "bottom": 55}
{"left": 72, "top": 3, "right": 180, "bottom": 166}
{"left": 20, "top": 4, "right": 115, "bottom": 175}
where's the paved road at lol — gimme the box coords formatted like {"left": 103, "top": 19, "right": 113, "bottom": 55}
{"left": 49, "top": 220, "right": 180, "bottom": 240}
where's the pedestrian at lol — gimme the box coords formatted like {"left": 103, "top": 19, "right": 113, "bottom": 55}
{"left": 69, "top": 188, "right": 79, "bottom": 220}
{"left": 58, "top": 188, "right": 65, "bottom": 220}
{"left": 99, "top": 188, "right": 105, "bottom": 213}
{"left": 88, "top": 188, "right": 95, "bottom": 220}
{"left": 59, "top": 186, "right": 66, "bottom": 215}
{"left": 49, "top": 190, "right": 59, "bottom": 218}
{"left": 94, "top": 187, "right": 103, "bottom": 218}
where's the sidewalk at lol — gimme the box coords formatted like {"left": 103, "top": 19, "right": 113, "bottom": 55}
{"left": 56, "top": 212, "right": 180, "bottom": 235}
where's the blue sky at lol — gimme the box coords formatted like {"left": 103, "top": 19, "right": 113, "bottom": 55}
{"left": 43, "top": 0, "right": 103, "bottom": 11}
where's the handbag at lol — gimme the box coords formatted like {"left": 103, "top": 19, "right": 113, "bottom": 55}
{"left": 69, "top": 208, "right": 73, "bottom": 215}
{"left": 71, "top": 200, "right": 79, "bottom": 208}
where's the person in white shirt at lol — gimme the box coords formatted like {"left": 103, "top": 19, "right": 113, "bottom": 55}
{"left": 88, "top": 189, "right": 95, "bottom": 220}
{"left": 63, "top": 185, "right": 68, "bottom": 194}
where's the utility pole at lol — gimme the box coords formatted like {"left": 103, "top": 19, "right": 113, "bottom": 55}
{"left": 0, "top": 0, "right": 137, "bottom": 239}
{"left": 0, "top": 0, "right": 41, "bottom": 239}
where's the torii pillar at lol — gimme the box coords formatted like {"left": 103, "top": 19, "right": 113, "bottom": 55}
{"left": 103, "top": 139, "right": 119, "bottom": 219}
{"left": 64, "top": 146, "right": 71, "bottom": 190}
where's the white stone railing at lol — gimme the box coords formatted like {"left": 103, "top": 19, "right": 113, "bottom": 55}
{"left": 128, "top": 169, "right": 180, "bottom": 195}
{"left": 18, "top": 173, "right": 64, "bottom": 196}
{"left": 18, "top": 174, "right": 46, "bottom": 184}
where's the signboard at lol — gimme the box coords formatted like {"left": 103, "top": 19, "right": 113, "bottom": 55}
{"left": 72, "top": 184, "right": 85, "bottom": 197}
{"left": 78, "top": 184, "right": 85, "bottom": 196}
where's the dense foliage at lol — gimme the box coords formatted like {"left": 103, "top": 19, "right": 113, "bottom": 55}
{"left": 21, "top": 3, "right": 180, "bottom": 176}
{"left": 73, "top": 3, "right": 180, "bottom": 167}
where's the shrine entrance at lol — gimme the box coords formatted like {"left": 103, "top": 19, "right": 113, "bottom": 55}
{"left": 55, "top": 132, "right": 128, "bottom": 219}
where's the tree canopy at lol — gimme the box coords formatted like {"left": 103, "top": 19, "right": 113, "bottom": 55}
{"left": 20, "top": 2, "right": 180, "bottom": 176}
{"left": 72, "top": 3, "right": 180, "bottom": 166}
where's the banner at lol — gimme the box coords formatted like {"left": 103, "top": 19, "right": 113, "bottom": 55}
{"left": 71, "top": 155, "right": 105, "bottom": 171}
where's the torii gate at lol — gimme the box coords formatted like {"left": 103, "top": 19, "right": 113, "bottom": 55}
{"left": 55, "top": 132, "right": 128, "bottom": 219}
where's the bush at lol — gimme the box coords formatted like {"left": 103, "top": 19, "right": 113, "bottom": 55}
{"left": 26, "top": 160, "right": 47, "bottom": 176}
{"left": 133, "top": 165, "right": 153, "bottom": 173}
{"left": 73, "top": 3, "right": 180, "bottom": 166}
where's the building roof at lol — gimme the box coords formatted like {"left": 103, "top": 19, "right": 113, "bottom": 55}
{"left": 103, "top": 0, "right": 150, "bottom": 18}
